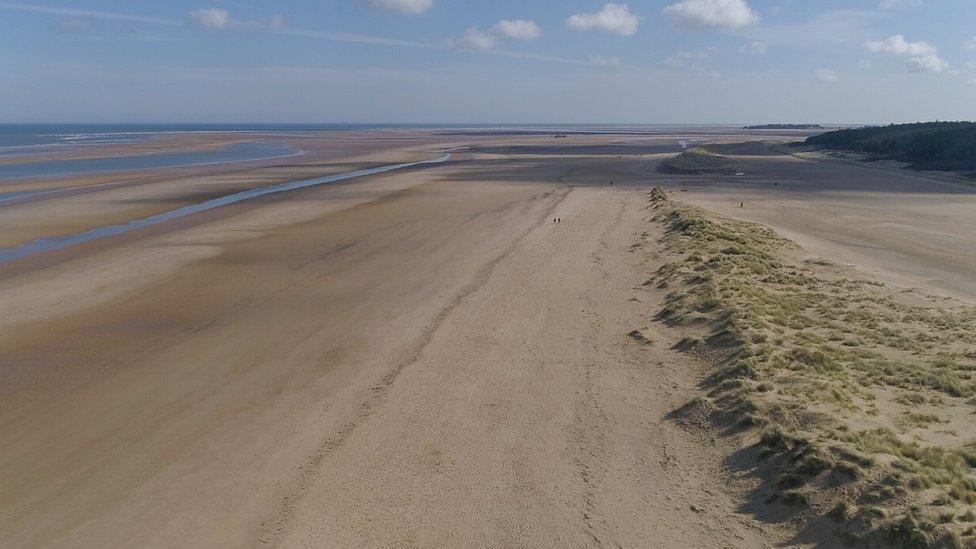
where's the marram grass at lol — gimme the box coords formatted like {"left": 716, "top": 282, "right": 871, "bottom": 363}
{"left": 647, "top": 187, "right": 976, "bottom": 547}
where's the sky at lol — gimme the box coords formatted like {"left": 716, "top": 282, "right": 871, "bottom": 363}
{"left": 0, "top": 0, "right": 974, "bottom": 124}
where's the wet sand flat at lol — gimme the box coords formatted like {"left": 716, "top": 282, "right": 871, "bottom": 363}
{"left": 0, "top": 132, "right": 448, "bottom": 249}
{"left": 0, "top": 134, "right": 780, "bottom": 546}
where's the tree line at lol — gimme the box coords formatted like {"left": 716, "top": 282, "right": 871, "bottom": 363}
{"left": 804, "top": 122, "right": 976, "bottom": 173}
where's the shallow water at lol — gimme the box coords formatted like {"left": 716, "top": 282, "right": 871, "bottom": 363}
{"left": 0, "top": 189, "right": 55, "bottom": 204}
{"left": 0, "top": 123, "right": 456, "bottom": 154}
{"left": 0, "top": 155, "right": 450, "bottom": 264}
{"left": 0, "top": 141, "right": 301, "bottom": 180}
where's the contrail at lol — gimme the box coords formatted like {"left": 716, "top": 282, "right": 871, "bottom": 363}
{"left": 0, "top": 1, "right": 180, "bottom": 25}
{"left": 0, "top": 2, "right": 644, "bottom": 70}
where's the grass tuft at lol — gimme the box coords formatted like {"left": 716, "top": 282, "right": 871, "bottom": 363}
{"left": 646, "top": 187, "right": 976, "bottom": 547}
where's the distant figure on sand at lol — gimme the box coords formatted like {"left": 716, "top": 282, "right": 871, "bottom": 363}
{"left": 740, "top": 202, "right": 743, "bottom": 207}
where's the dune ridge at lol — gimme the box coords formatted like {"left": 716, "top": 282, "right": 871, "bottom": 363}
{"left": 646, "top": 187, "right": 976, "bottom": 547}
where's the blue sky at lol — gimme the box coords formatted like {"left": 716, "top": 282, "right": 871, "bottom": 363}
{"left": 1, "top": 0, "right": 974, "bottom": 123}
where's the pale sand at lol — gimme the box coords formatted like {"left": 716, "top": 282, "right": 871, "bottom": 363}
{"left": 0, "top": 136, "right": 778, "bottom": 547}
{"left": 669, "top": 150, "right": 976, "bottom": 303}
{"left": 6, "top": 128, "right": 975, "bottom": 546}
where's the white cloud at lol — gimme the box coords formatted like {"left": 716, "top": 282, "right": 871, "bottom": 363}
{"left": 567, "top": 3, "right": 641, "bottom": 36}
{"left": 816, "top": 68, "right": 839, "bottom": 82}
{"left": 588, "top": 55, "right": 622, "bottom": 66}
{"left": 187, "top": 9, "right": 284, "bottom": 31}
{"left": 492, "top": 19, "right": 541, "bottom": 41}
{"left": 666, "top": 46, "right": 717, "bottom": 65}
{"left": 866, "top": 34, "right": 936, "bottom": 56}
{"left": 693, "top": 67, "right": 722, "bottom": 78}
{"left": 457, "top": 27, "right": 495, "bottom": 50}
{"left": 454, "top": 19, "right": 542, "bottom": 50}
{"left": 363, "top": 0, "right": 433, "bottom": 14}
{"left": 663, "top": 0, "right": 759, "bottom": 30}
{"left": 268, "top": 14, "right": 285, "bottom": 30}
{"left": 188, "top": 8, "right": 231, "bottom": 29}
{"left": 866, "top": 35, "right": 948, "bottom": 74}
{"left": 878, "top": 0, "right": 923, "bottom": 8}
{"left": 907, "top": 53, "right": 949, "bottom": 73}
{"left": 739, "top": 40, "right": 767, "bottom": 54}
{"left": 967, "top": 37, "right": 976, "bottom": 51}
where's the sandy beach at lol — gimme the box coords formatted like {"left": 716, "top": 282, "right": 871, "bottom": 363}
{"left": 3, "top": 128, "right": 976, "bottom": 546}
{"left": 672, "top": 150, "right": 976, "bottom": 304}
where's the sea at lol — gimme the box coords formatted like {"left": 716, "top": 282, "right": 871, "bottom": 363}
{"left": 0, "top": 123, "right": 452, "bottom": 153}
{"left": 0, "top": 123, "right": 435, "bottom": 180}
{"left": 0, "top": 123, "right": 719, "bottom": 181}
{"left": 0, "top": 122, "right": 714, "bottom": 152}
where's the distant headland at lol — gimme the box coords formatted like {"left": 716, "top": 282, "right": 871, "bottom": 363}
{"left": 743, "top": 124, "right": 824, "bottom": 130}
